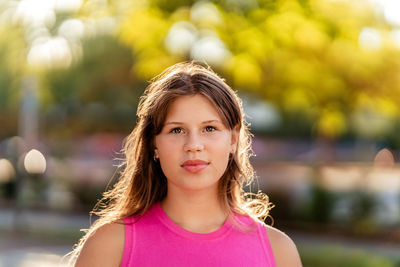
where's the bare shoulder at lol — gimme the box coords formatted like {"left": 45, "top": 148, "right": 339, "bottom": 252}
{"left": 75, "top": 220, "right": 125, "bottom": 267}
{"left": 264, "top": 224, "right": 303, "bottom": 267}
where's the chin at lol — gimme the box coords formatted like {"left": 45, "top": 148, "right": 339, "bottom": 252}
{"left": 173, "top": 178, "right": 220, "bottom": 192}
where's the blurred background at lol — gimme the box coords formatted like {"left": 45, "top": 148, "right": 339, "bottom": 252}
{"left": 1, "top": 0, "right": 400, "bottom": 266}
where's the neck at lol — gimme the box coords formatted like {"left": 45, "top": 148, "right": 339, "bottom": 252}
{"left": 160, "top": 186, "right": 229, "bottom": 233}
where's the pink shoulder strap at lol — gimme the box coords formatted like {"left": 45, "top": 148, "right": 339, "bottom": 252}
{"left": 257, "top": 222, "right": 276, "bottom": 267}
{"left": 120, "top": 217, "right": 136, "bottom": 267}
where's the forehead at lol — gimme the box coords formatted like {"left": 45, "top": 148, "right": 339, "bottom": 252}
{"left": 165, "top": 94, "right": 223, "bottom": 122}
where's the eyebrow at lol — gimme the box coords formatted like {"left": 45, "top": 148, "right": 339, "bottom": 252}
{"left": 164, "top": 120, "right": 222, "bottom": 126}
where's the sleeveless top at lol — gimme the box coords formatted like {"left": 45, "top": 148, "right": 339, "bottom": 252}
{"left": 121, "top": 202, "right": 276, "bottom": 267}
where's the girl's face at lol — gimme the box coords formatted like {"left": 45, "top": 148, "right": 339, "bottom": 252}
{"left": 154, "top": 94, "right": 238, "bottom": 193}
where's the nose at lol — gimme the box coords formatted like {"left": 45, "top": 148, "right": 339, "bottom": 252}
{"left": 184, "top": 132, "right": 204, "bottom": 152}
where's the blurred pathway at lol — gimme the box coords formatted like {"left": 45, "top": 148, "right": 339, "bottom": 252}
{"left": 0, "top": 245, "right": 71, "bottom": 267}
{"left": 0, "top": 208, "right": 89, "bottom": 267}
{"left": 0, "top": 208, "right": 91, "bottom": 234}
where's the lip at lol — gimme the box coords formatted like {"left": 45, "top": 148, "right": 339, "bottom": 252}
{"left": 181, "top": 159, "right": 209, "bottom": 173}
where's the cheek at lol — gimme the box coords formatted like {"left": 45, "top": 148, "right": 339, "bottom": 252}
{"left": 209, "top": 137, "right": 232, "bottom": 172}
{"left": 156, "top": 137, "right": 180, "bottom": 175}
{"left": 156, "top": 136, "right": 178, "bottom": 156}
{"left": 157, "top": 151, "right": 176, "bottom": 180}
{"left": 211, "top": 133, "right": 232, "bottom": 153}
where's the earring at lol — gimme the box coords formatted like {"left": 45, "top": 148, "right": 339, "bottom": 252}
{"left": 154, "top": 149, "right": 159, "bottom": 162}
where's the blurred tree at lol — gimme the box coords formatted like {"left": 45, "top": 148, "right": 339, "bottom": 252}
{"left": 115, "top": 0, "right": 400, "bottom": 143}
{"left": 2, "top": 0, "right": 400, "bottom": 145}
{"left": 0, "top": 0, "right": 138, "bottom": 138}
{"left": 0, "top": 8, "right": 27, "bottom": 138}
{"left": 41, "top": 35, "right": 138, "bottom": 136}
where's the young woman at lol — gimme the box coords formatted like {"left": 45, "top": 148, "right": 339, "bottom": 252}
{"left": 69, "top": 61, "right": 302, "bottom": 266}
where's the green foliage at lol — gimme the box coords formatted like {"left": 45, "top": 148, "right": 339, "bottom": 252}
{"left": 0, "top": 181, "right": 16, "bottom": 200}
{"left": 299, "top": 245, "right": 400, "bottom": 267}
{"left": 309, "top": 185, "right": 335, "bottom": 223}
{"left": 41, "top": 35, "right": 138, "bottom": 136}
{"left": 2, "top": 0, "right": 400, "bottom": 140}
{"left": 69, "top": 182, "right": 105, "bottom": 213}
{"left": 348, "top": 191, "right": 376, "bottom": 224}
{"left": 0, "top": 20, "right": 28, "bottom": 138}
{"left": 116, "top": 0, "right": 400, "bottom": 139}
{"left": 0, "top": 24, "right": 26, "bottom": 111}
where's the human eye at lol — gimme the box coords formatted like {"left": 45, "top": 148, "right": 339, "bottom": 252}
{"left": 170, "top": 127, "right": 183, "bottom": 134}
{"left": 205, "top": 126, "right": 216, "bottom": 132}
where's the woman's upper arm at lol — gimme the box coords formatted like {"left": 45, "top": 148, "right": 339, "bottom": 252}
{"left": 266, "top": 225, "right": 303, "bottom": 267}
{"left": 75, "top": 222, "right": 125, "bottom": 267}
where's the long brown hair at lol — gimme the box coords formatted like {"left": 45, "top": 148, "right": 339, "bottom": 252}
{"left": 67, "top": 61, "right": 273, "bottom": 264}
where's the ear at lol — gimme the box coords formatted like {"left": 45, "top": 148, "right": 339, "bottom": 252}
{"left": 230, "top": 125, "right": 239, "bottom": 154}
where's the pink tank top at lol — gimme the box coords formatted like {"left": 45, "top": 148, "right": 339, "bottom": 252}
{"left": 121, "top": 202, "right": 276, "bottom": 266}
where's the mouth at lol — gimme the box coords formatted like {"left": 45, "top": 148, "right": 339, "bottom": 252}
{"left": 181, "top": 160, "right": 210, "bottom": 173}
